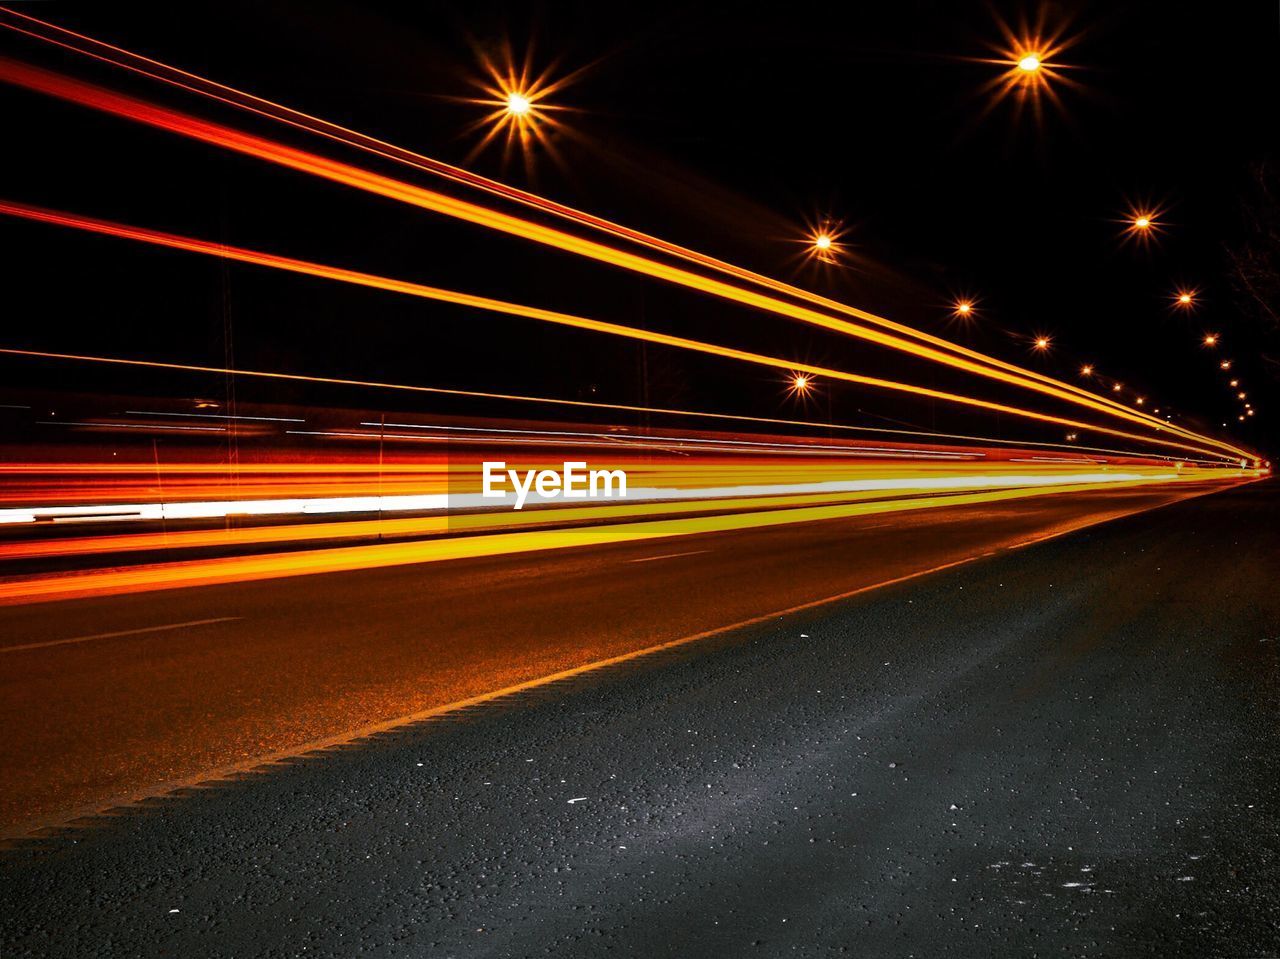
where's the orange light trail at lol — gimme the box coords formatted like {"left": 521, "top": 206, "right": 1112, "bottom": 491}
{"left": 0, "top": 474, "right": 1255, "bottom": 607}
{"left": 0, "top": 5, "right": 1154, "bottom": 430}
{"left": 0, "top": 465, "right": 1248, "bottom": 564}
{"left": 0, "top": 200, "right": 1245, "bottom": 462}
{"left": 0, "top": 54, "right": 1248, "bottom": 461}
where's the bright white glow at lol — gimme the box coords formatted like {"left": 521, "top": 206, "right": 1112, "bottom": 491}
{"left": 1017, "top": 54, "right": 1042, "bottom": 72}
{"left": 505, "top": 92, "right": 531, "bottom": 116}
{"left": 0, "top": 471, "right": 1203, "bottom": 526}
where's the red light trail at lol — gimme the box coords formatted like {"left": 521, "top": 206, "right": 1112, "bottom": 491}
{"left": 0, "top": 200, "right": 1247, "bottom": 463}
{"left": 0, "top": 49, "right": 1250, "bottom": 462}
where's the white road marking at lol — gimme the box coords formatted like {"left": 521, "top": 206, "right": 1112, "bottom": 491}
{"left": 625, "top": 549, "right": 710, "bottom": 564}
{"left": 2, "top": 616, "right": 241, "bottom": 654}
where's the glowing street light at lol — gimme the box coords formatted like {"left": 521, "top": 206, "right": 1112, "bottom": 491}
{"left": 1112, "top": 382, "right": 1123, "bottom": 393}
{"left": 1203, "top": 333, "right": 1219, "bottom": 347}
{"left": 505, "top": 91, "right": 532, "bottom": 117}
{"left": 1135, "top": 396, "right": 1145, "bottom": 406}
{"left": 1121, "top": 204, "right": 1165, "bottom": 247}
{"left": 806, "top": 222, "right": 844, "bottom": 263}
{"left": 954, "top": 299, "right": 973, "bottom": 317}
{"left": 1033, "top": 335, "right": 1051, "bottom": 351}
{"left": 1221, "top": 359, "right": 1232, "bottom": 370}
{"left": 465, "top": 42, "right": 575, "bottom": 172}
{"left": 1230, "top": 378, "right": 1239, "bottom": 387}
{"left": 1238, "top": 391, "right": 1247, "bottom": 400}
{"left": 1174, "top": 289, "right": 1196, "bottom": 309}
{"left": 979, "top": 15, "right": 1078, "bottom": 124}
{"left": 1079, "top": 364, "right": 1094, "bottom": 376}
{"left": 791, "top": 373, "right": 812, "bottom": 394}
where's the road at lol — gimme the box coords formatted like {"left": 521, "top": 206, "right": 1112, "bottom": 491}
{"left": 0, "top": 480, "right": 1242, "bottom": 834}
{"left": 1, "top": 479, "right": 1277, "bottom": 955}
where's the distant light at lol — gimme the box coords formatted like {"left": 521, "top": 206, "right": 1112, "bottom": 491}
{"left": 1121, "top": 205, "right": 1164, "bottom": 246}
{"left": 793, "top": 374, "right": 811, "bottom": 392}
{"left": 1112, "top": 382, "right": 1123, "bottom": 393}
{"left": 1017, "top": 53, "right": 1042, "bottom": 73}
{"left": 956, "top": 300, "right": 972, "bottom": 315}
{"left": 808, "top": 225, "right": 843, "bottom": 262}
{"left": 1230, "top": 379, "right": 1239, "bottom": 387}
{"left": 1080, "top": 364, "right": 1094, "bottom": 376}
{"left": 1203, "top": 333, "right": 1218, "bottom": 347}
{"left": 1135, "top": 396, "right": 1145, "bottom": 406}
{"left": 505, "top": 91, "right": 532, "bottom": 116}
{"left": 1034, "top": 336, "right": 1051, "bottom": 351}
{"left": 1221, "top": 360, "right": 1232, "bottom": 370}
{"left": 1238, "top": 391, "right": 1247, "bottom": 400}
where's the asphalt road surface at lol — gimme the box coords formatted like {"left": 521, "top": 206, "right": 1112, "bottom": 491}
{"left": 2, "top": 479, "right": 1278, "bottom": 956}
{"left": 0, "top": 481, "right": 1243, "bottom": 833}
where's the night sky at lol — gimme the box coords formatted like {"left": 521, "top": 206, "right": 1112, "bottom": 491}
{"left": 1, "top": 1, "right": 1276, "bottom": 454}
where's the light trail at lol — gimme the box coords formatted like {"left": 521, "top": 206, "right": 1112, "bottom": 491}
{"left": 0, "top": 348, "right": 1227, "bottom": 467}
{"left": 352, "top": 423, "right": 982, "bottom": 457}
{"left": 0, "top": 474, "right": 1253, "bottom": 607}
{"left": 0, "top": 56, "right": 1251, "bottom": 461}
{"left": 0, "top": 204, "right": 1244, "bottom": 461}
{"left": 0, "top": 7, "right": 1198, "bottom": 437}
{"left": 0, "top": 468, "right": 1240, "bottom": 562}
{"left": 0, "top": 466, "right": 1212, "bottom": 528}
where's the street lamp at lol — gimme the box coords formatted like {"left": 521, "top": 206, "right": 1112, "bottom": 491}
{"left": 1121, "top": 205, "right": 1164, "bottom": 246}
{"left": 505, "top": 91, "right": 532, "bottom": 117}
{"left": 806, "top": 223, "right": 843, "bottom": 263}
{"left": 1203, "top": 333, "right": 1218, "bottom": 347}
{"left": 1033, "top": 335, "right": 1051, "bottom": 351}
{"left": 1080, "top": 364, "right": 1094, "bottom": 376}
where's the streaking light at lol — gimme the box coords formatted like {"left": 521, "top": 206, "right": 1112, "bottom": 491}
{"left": 0, "top": 200, "right": 1247, "bottom": 462}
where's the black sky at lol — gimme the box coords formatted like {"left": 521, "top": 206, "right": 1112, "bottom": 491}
{"left": 1, "top": 1, "right": 1276, "bottom": 455}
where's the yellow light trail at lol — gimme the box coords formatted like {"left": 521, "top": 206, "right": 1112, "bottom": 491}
{"left": 0, "top": 201, "right": 1242, "bottom": 462}
{"left": 0, "top": 466, "right": 1243, "bottom": 563}
{"left": 0, "top": 473, "right": 1254, "bottom": 607}
{"left": 0, "top": 54, "right": 1250, "bottom": 462}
